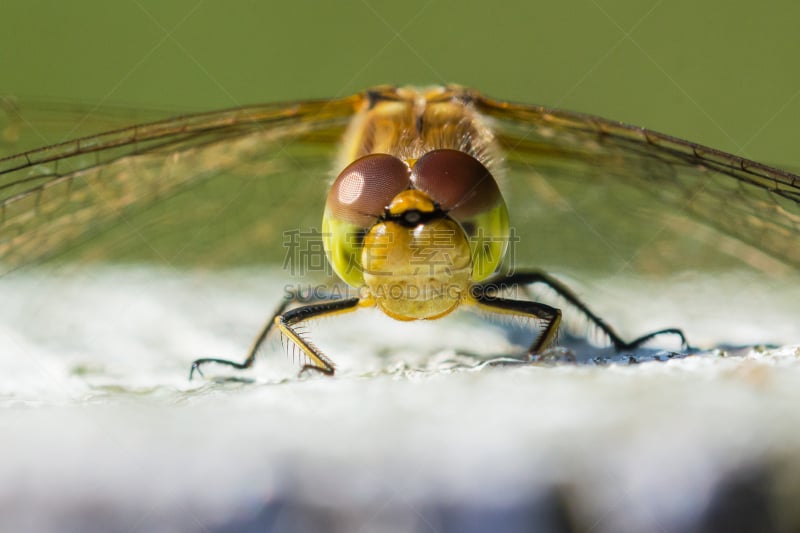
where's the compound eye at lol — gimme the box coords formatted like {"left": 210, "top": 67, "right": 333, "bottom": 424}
{"left": 411, "top": 149, "right": 502, "bottom": 220}
{"left": 326, "top": 154, "right": 411, "bottom": 228}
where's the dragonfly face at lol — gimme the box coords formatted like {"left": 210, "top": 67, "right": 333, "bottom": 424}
{"left": 322, "top": 149, "right": 509, "bottom": 321}
{"left": 1, "top": 85, "right": 798, "bottom": 378}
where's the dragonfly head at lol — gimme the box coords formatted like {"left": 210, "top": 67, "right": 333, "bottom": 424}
{"left": 322, "top": 150, "right": 510, "bottom": 320}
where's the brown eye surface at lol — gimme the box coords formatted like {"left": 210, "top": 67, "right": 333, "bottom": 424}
{"left": 411, "top": 149, "right": 502, "bottom": 219}
{"left": 326, "top": 154, "right": 411, "bottom": 227}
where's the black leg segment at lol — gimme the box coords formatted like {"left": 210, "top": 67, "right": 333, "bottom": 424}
{"left": 474, "top": 270, "right": 689, "bottom": 353}
{"left": 189, "top": 293, "right": 360, "bottom": 380}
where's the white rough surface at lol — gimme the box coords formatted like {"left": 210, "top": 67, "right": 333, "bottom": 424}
{"left": 1, "top": 267, "right": 799, "bottom": 532}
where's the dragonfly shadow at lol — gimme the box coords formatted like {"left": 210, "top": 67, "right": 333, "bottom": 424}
{"left": 495, "top": 321, "right": 698, "bottom": 366}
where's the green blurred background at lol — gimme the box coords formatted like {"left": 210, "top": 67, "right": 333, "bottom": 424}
{"left": 2, "top": 0, "right": 798, "bottom": 168}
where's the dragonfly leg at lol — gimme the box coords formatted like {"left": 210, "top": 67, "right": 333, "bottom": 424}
{"left": 476, "top": 271, "right": 689, "bottom": 352}
{"left": 275, "top": 297, "right": 361, "bottom": 376}
{"left": 189, "top": 292, "right": 360, "bottom": 380}
{"left": 623, "top": 328, "right": 689, "bottom": 351}
{"left": 468, "top": 286, "right": 562, "bottom": 356}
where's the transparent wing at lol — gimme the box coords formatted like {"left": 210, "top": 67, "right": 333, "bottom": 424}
{"left": 4, "top": 88, "right": 799, "bottom": 281}
{"left": 474, "top": 93, "right": 800, "bottom": 277}
{"left": 0, "top": 94, "right": 361, "bottom": 274}
{"left": 1, "top": 96, "right": 180, "bottom": 156}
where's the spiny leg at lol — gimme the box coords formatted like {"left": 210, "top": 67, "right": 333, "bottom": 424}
{"left": 275, "top": 297, "right": 361, "bottom": 376}
{"left": 468, "top": 287, "right": 562, "bottom": 357}
{"left": 190, "top": 293, "right": 297, "bottom": 379}
{"left": 189, "top": 290, "right": 359, "bottom": 379}
{"left": 478, "top": 271, "right": 689, "bottom": 351}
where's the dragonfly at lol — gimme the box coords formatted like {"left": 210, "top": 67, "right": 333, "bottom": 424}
{"left": 1, "top": 85, "right": 798, "bottom": 378}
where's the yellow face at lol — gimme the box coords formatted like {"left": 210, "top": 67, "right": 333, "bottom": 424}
{"left": 322, "top": 150, "right": 509, "bottom": 320}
